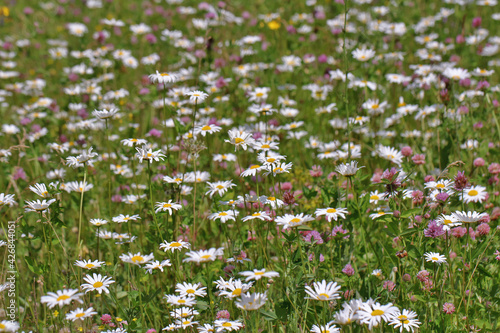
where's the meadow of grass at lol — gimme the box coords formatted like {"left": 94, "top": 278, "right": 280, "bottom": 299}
{"left": 0, "top": 0, "right": 499, "bottom": 332}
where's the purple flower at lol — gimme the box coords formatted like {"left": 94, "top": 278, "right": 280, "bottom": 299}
{"left": 454, "top": 171, "right": 469, "bottom": 191}
{"left": 412, "top": 154, "right": 425, "bottom": 165}
{"left": 342, "top": 264, "right": 355, "bottom": 277}
{"left": 12, "top": 167, "right": 27, "bottom": 181}
{"left": 216, "top": 310, "right": 230, "bottom": 320}
{"left": 443, "top": 303, "right": 455, "bottom": 314}
{"left": 435, "top": 192, "right": 449, "bottom": 203}
{"left": 303, "top": 230, "right": 324, "bottom": 244}
{"left": 424, "top": 220, "right": 445, "bottom": 238}
{"left": 331, "top": 224, "right": 349, "bottom": 239}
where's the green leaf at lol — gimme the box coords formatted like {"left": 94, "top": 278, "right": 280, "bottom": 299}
{"left": 399, "top": 228, "right": 418, "bottom": 237}
{"left": 24, "top": 257, "right": 43, "bottom": 275}
{"left": 116, "top": 291, "right": 128, "bottom": 299}
{"left": 400, "top": 208, "right": 421, "bottom": 218}
{"left": 259, "top": 309, "right": 278, "bottom": 321}
{"left": 143, "top": 288, "right": 161, "bottom": 304}
{"left": 282, "top": 231, "right": 297, "bottom": 243}
{"left": 476, "top": 263, "right": 492, "bottom": 278}
{"left": 275, "top": 300, "right": 292, "bottom": 322}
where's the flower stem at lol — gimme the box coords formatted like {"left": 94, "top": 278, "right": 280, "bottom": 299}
{"left": 77, "top": 164, "right": 87, "bottom": 258}
{"left": 148, "top": 160, "right": 164, "bottom": 241}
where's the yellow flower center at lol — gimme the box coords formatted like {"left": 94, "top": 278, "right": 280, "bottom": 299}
{"left": 160, "top": 73, "right": 170, "bottom": 76}
{"left": 261, "top": 144, "right": 270, "bottom": 149}
{"left": 174, "top": 178, "right": 182, "bottom": 182}
{"left": 436, "top": 184, "right": 445, "bottom": 189}
{"left": 85, "top": 264, "right": 95, "bottom": 268}
{"left": 371, "top": 310, "right": 384, "bottom": 316}
{"left": 252, "top": 213, "right": 261, "bottom": 216}
{"left": 93, "top": 281, "right": 103, "bottom": 288}
{"left": 178, "top": 299, "right": 186, "bottom": 304}
{"left": 290, "top": 218, "right": 301, "bottom": 223}
{"left": 216, "top": 185, "right": 224, "bottom": 189}
{"left": 355, "top": 116, "right": 363, "bottom": 121}
{"left": 370, "top": 195, "right": 379, "bottom": 200}
{"left": 326, "top": 208, "right": 337, "bottom": 213}
{"left": 234, "top": 138, "right": 244, "bottom": 144}
{"left": 75, "top": 312, "right": 85, "bottom": 318}
{"left": 250, "top": 165, "right": 260, "bottom": 169}
{"left": 201, "top": 255, "right": 212, "bottom": 259}
{"left": 232, "top": 288, "right": 242, "bottom": 296}
{"left": 202, "top": 125, "right": 211, "bottom": 131}
{"left": 131, "top": 255, "right": 144, "bottom": 263}
{"left": 273, "top": 167, "right": 283, "bottom": 172}
{"left": 468, "top": 190, "right": 478, "bottom": 196}
{"left": 431, "top": 257, "right": 438, "bottom": 261}
{"left": 372, "top": 104, "right": 379, "bottom": 109}
{"left": 267, "top": 158, "right": 276, "bottom": 163}
{"left": 319, "top": 293, "right": 329, "bottom": 299}
{"left": 256, "top": 92, "right": 264, "bottom": 97}
{"left": 219, "top": 212, "right": 228, "bottom": 216}
{"left": 163, "top": 203, "right": 172, "bottom": 208}
{"left": 444, "top": 219, "right": 451, "bottom": 225}
{"left": 222, "top": 322, "right": 232, "bottom": 327}
{"left": 186, "top": 289, "right": 195, "bottom": 294}
{"left": 56, "top": 295, "right": 70, "bottom": 302}
{"left": 255, "top": 272, "right": 265, "bottom": 275}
